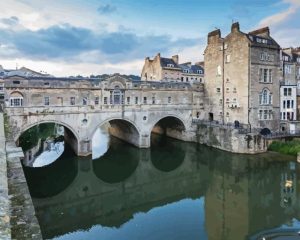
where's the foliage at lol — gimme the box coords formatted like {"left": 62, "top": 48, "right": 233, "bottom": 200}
{"left": 268, "top": 140, "right": 300, "bottom": 156}
{"left": 19, "top": 123, "right": 56, "bottom": 151}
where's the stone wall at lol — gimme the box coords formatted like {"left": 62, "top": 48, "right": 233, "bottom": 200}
{"left": 6, "top": 142, "right": 42, "bottom": 239}
{"left": 0, "top": 113, "right": 10, "bottom": 240}
{"left": 196, "top": 123, "right": 267, "bottom": 154}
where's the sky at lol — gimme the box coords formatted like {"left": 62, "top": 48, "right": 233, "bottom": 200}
{"left": 0, "top": 0, "right": 299, "bottom": 77}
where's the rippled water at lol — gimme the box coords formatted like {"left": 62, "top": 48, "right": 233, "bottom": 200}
{"left": 22, "top": 133, "right": 300, "bottom": 240}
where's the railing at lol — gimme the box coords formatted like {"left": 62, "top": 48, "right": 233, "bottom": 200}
{"left": 192, "top": 119, "right": 251, "bottom": 134}
{"left": 262, "top": 131, "right": 300, "bottom": 139}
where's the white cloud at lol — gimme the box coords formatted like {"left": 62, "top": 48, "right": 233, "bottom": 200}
{"left": 258, "top": 0, "right": 300, "bottom": 47}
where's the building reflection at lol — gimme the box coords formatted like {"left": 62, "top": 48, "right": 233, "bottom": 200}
{"left": 23, "top": 136, "right": 300, "bottom": 240}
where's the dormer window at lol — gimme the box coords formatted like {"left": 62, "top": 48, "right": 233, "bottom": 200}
{"left": 167, "top": 64, "right": 174, "bottom": 68}
{"left": 197, "top": 70, "right": 203, "bottom": 74}
{"left": 183, "top": 69, "right": 189, "bottom": 73}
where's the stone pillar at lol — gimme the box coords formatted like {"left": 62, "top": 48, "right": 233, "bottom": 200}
{"left": 78, "top": 140, "right": 92, "bottom": 157}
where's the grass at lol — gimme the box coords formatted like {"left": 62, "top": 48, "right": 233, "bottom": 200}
{"left": 268, "top": 140, "right": 300, "bottom": 156}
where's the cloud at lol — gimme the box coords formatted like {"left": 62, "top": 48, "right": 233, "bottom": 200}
{"left": 0, "top": 23, "right": 199, "bottom": 64}
{"left": 258, "top": 0, "right": 300, "bottom": 47}
{"left": 0, "top": 16, "right": 19, "bottom": 26}
{"left": 97, "top": 4, "right": 117, "bottom": 14}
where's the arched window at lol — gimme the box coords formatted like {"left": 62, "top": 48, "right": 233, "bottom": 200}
{"left": 259, "top": 89, "right": 272, "bottom": 105}
{"left": 110, "top": 85, "right": 124, "bottom": 105}
{"left": 9, "top": 92, "right": 23, "bottom": 107}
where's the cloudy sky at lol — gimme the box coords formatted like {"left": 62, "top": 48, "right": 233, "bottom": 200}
{"left": 0, "top": 0, "right": 299, "bottom": 76}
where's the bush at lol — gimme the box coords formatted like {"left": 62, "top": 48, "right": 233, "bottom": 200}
{"left": 268, "top": 140, "right": 300, "bottom": 156}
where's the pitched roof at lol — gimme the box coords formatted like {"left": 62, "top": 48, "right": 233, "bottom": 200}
{"left": 160, "top": 57, "right": 181, "bottom": 69}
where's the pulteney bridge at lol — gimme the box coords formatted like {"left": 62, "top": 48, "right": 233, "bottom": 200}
{"left": 3, "top": 74, "right": 204, "bottom": 156}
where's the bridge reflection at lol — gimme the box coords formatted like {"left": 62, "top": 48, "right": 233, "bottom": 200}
{"left": 23, "top": 137, "right": 300, "bottom": 240}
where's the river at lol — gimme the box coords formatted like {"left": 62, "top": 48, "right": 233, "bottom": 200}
{"left": 20, "top": 124, "right": 300, "bottom": 240}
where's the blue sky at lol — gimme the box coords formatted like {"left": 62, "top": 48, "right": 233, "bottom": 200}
{"left": 0, "top": 0, "right": 299, "bottom": 76}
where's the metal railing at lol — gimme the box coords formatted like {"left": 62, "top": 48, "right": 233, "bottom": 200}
{"left": 192, "top": 119, "right": 251, "bottom": 134}
{"left": 262, "top": 131, "right": 300, "bottom": 139}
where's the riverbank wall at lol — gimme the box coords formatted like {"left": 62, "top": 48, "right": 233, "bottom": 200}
{"left": 0, "top": 113, "right": 42, "bottom": 239}
{"left": 195, "top": 123, "right": 267, "bottom": 154}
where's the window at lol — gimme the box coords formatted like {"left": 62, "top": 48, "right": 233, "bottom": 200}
{"left": 196, "top": 112, "right": 200, "bottom": 118}
{"left": 216, "top": 88, "right": 221, "bottom": 93}
{"left": 260, "top": 52, "right": 274, "bottom": 61}
{"left": 183, "top": 69, "right": 189, "bottom": 73}
{"left": 13, "top": 81, "right": 20, "bottom": 84}
{"left": 143, "top": 97, "right": 147, "bottom": 104}
{"left": 217, "top": 65, "right": 222, "bottom": 76}
{"left": 219, "top": 99, "right": 223, "bottom": 105}
{"left": 83, "top": 97, "right": 88, "bottom": 105}
{"left": 259, "top": 68, "right": 272, "bottom": 83}
{"left": 168, "top": 96, "right": 171, "bottom": 103}
{"left": 152, "top": 96, "right": 155, "bottom": 104}
{"left": 95, "top": 96, "right": 99, "bottom": 105}
{"left": 10, "top": 97, "right": 23, "bottom": 107}
{"left": 283, "top": 100, "right": 286, "bottom": 109}
{"left": 181, "top": 77, "right": 184, "bottom": 82}
{"left": 259, "top": 110, "right": 272, "bottom": 120}
{"left": 259, "top": 89, "right": 272, "bottom": 105}
{"left": 70, "top": 97, "right": 75, "bottom": 105}
{"left": 284, "top": 88, "right": 292, "bottom": 96}
{"left": 226, "top": 55, "right": 231, "bottom": 63}
{"left": 285, "top": 65, "right": 292, "bottom": 74}
{"left": 186, "top": 77, "right": 188, "bottom": 82}
{"left": 127, "top": 97, "right": 130, "bottom": 104}
{"left": 197, "top": 70, "right": 203, "bottom": 74}
{"left": 104, "top": 97, "right": 107, "bottom": 104}
{"left": 135, "top": 97, "right": 138, "bottom": 104}
{"left": 226, "top": 98, "right": 229, "bottom": 103}
{"left": 167, "top": 64, "right": 174, "bottom": 67}
{"left": 287, "top": 100, "right": 290, "bottom": 109}
{"left": 226, "top": 88, "right": 230, "bottom": 93}
{"left": 44, "top": 97, "right": 50, "bottom": 106}
{"left": 110, "top": 86, "right": 124, "bottom": 105}
{"left": 233, "top": 87, "right": 237, "bottom": 93}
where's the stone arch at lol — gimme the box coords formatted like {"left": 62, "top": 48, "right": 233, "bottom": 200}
{"left": 149, "top": 115, "right": 190, "bottom": 144}
{"left": 16, "top": 120, "right": 80, "bottom": 155}
{"left": 90, "top": 117, "right": 143, "bottom": 149}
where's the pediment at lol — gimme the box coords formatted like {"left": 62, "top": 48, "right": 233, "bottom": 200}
{"left": 104, "top": 75, "right": 131, "bottom": 89}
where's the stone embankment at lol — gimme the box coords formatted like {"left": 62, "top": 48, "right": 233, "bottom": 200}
{"left": 0, "top": 113, "right": 10, "bottom": 239}
{"left": 0, "top": 112, "right": 42, "bottom": 239}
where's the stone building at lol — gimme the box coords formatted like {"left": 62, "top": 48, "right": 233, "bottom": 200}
{"left": 141, "top": 53, "right": 204, "bottom": 83}
{"left": 281, "top": 48, "right": 300, "bottom": 120}
{"left": 279, "top": 49, "right": 298, "bottom": 132}
{"left": 204, "top": 22, "right": 281, "bottom": 132}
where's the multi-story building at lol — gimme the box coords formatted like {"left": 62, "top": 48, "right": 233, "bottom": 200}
{"left": 204, "top": 22, "right": 281, "bottom": 132}
{"left": 279, "top": 50, "right": 297, "bottom": 132}
{"left": 141, "top": 53, "right": 204, "bottom": 83}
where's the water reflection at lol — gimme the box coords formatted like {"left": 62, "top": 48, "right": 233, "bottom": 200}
{"left": 92, "top": 126, "right": 110, "bottom": 160}
{"left": 20, "top": 123, "right": 64, "bottom": 167}
{"left": 21, "top": 135, "right": 300, "bottom": 240}
{"left": 93, "top": 137, "right": 139, "bottom": 183}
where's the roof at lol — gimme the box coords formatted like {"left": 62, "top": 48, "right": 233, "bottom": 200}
{"left": 160, "top": 57, "right": 181, "bottom": 69}
{"left": 179, "top": 63, "right": 204, "bottom": 74}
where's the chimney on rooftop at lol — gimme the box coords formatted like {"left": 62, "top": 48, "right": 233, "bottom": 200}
{"left": 172, "top": 55, "right": 179, "bottom": 64}
{"left": 231, "top": 22, "right": 240, "bottom": 32}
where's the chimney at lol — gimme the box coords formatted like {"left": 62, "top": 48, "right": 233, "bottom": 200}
{"left": 231, "top": 22, "right": 240, "bottom": 33}
{"left": 172, "top": 55, "right": 179, "bottom": 64}
{"left": 208, "top": 29, "right": 221, "bottom": 44}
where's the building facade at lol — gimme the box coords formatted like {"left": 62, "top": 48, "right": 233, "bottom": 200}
{"left": 141, "top": 54, "right": 204, "bottom": 83}
{"left": 204, "top": 22, "right": 281, "bottom": 132}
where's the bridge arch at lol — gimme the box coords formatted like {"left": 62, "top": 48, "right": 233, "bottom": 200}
{"left": 149, "top": 115, "right": 190, "bottom": 143}
{"left": 90, "top": 117, "right": 143, "bottom": 150}
{"left": 16, "top": 120, "right": 80, "bottom": 157}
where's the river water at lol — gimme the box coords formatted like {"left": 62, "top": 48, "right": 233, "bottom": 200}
{"left": 20, "top": 125, "right": 300, "bottom": 240}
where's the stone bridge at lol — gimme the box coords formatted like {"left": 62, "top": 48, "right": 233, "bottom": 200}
{"left": 3, "top": 74, "right": 204, "bottom": 156}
